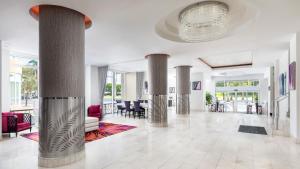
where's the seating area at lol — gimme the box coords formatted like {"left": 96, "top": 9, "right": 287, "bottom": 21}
{"left": 87, "top": 105, "right": 103, "bottom": 120}
{"left": 115, "top": 100, "right": 148, "bottom": 119}
{"left": 85, "top": 116, "right": 99, "bottom": 135}
{"left": 2, "top": 112, "right": 32, "bottom": 137}
{"left": 2, "top": 1, "right": 300, "bottom": 169}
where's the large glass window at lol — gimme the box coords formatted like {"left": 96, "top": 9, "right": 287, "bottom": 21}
{"left": 103, "top": 71, "right": 124, "bottom": 114}
{"left": 216, "top": 80, "right": 259, "bottom": 88}
{"left": 215, "top": 92, "right": 224, "bottom": 101}
{"left": 215, "top": 78, "right": 261, "bottom": 112}
{"left": 216, "top": 81, "right": 225, "bottom": 87}
{"left": 104, "top": 71, "right": 113, "bottom": 103}
{"left": 10, "top": 56, "right": 38, "bottom": 107}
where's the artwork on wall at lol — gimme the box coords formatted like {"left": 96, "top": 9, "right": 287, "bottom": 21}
{"left": 289, "top": 61, "right": 296, "bottom": 90}
{"left": 169, "top": 87, "right": 175, "bottom": 93}
{"left": 192, "top": 81, "right": 201, "bottom": 90}
{"left": 279, "top": 73, "right": 287, "bottom": 96}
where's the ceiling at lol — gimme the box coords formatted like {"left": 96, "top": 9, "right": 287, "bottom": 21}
{"left": 0, "top": 0, "right": 299, "bottom": 74}
{"left": 199, "top": 51, "right": 253, "bottom": 68}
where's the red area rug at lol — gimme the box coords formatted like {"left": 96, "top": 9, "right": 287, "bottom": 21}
{"left": 21, "top": 122, "right": 136, "bottom": 143}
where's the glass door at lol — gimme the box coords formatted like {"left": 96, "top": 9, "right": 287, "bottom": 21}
{"left": 225, "top": 92, "right": 235, "bottom": 112}
{"left": 237, "top": 92, "right": 247, "bottom": 112}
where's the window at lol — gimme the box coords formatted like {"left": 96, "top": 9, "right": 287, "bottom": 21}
{"left": 104, "top": 71, "right": 124, "bottom": 103}
{"left": 215, "top": 92, "right": 224, "bottom": 101}
{"left": 104, "top": 71, "right": 113, "bottom": 103}
{"left": 216, "top": 81, "right": 225, "bottom": 87}
{"left": 10, "top": 56, "right": 38, "bottom": 107}
{"left": 253, "top": 80, "right": 259, "bottom": 86}
{"left": 216, "top": 80, "right": 259, "bottom": 88}
{"left": 103, "top": 71, "right": 124, "bottom": 114}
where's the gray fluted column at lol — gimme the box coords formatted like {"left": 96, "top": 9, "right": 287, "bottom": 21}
{"left": 146, "top": 54, "right": 169, "bottom": 127}
{"left": 176, "top": 66, "right": 191, "bottom": 115}
{"left": 31, "top": 5, "right": 91, "bottom": 167}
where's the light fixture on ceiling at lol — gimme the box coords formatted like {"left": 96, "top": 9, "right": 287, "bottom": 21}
{"left": 179, "top": 1, "right": 230, "bottom": 42}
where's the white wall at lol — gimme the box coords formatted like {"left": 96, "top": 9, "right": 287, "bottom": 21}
{"left": 259, "top": 78, "right": 269, "bottom": 111}
{"left": 289, "top": 33, "right": 300, "bottom": 139}
{"left": 272, "top": 53, "right": 291, "bottom": 136}
{"left": 140, "top": 72, "right": 148, "bottom": 100}
{"left": 190, "top": 72, "right": 205, "bottom": 111}
{"left": 0, "top": 41, "right": 2, "bottom": 139}
{"left": 168, "top": 73, "right": 176, "bottom": 107}
{"left": 0, "top": 42, "right": 11, "bottom": 139}
{"left": 1, "top": 43, "right": 10, "bottom": 112}
{"left": 276, "top": 51, "right": 289, "bottom": 119}
{"left": 124, "top": 72, "right": 136, "bottom": 100}
{"left": 203, "top": 72, "right": 215, "bottom": 96}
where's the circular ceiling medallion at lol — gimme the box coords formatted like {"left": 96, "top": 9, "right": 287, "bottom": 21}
{"left": 29, "top": 5, "right": 92, "bottom": 29}
{"left": 155, "top": 0, "right": 256, "bottom": 43}
{"left": 178, "top": 1, "right": 230, "bottom": 42}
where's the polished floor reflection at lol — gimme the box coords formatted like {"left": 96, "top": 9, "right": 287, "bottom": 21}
{"left": 0, "top": 110, "right": 300, "bottom": 169}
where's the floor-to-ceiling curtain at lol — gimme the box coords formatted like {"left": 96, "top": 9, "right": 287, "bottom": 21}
{"left": 136, "top": 72, "right": 145, "bottom": 99}
{"left": 98, "top": 66, "right": 108, "bottom": 107}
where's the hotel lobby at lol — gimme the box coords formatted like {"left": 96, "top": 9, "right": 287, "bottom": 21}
{"left": 1, "top": 0, "right": 300, "bottom": 169}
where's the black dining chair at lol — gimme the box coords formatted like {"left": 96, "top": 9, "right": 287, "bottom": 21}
{"left": 124, "top": 101, "right": 134, "bottom": 118}
{"left": 138, "top": 100, "right": 146, "bottom": 113}
{"left": 116, "top": 105, "right": 126, "bottom": 115}
{"left": 116, "top": 100, "right": 122, "bottom": 103}
{"left": 134, "top": 101, "right": 145, "bottom": 119}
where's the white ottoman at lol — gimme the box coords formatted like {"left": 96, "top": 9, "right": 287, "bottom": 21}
{"left": 85, "top": 117, "right": 99, "bottom": 133}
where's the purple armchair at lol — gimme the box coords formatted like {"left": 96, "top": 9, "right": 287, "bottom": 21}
{"left": 87, "top": 105, "right": 103, "bottom": 120}
{"left": 2, "top": 112, "right": 32, "bottom": 137}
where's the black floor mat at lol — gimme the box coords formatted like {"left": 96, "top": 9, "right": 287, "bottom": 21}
{"left": 238, "top": 125, "right": 267, "bottom": 135}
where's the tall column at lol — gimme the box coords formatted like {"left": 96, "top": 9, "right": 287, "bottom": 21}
{"left": 0, "top": 41, "right": 2, "bottom": 140}
{"left": 30, "top": 5, "right": 91, "bottom": 167}
{"left": 0, "top": 42, "right": 11, "bottom": 140}
{"left": 176, "top": 66, "right": 191, "bottom": 114}
{"left": 146, "top": 54, "right": 169, "bottom": 127}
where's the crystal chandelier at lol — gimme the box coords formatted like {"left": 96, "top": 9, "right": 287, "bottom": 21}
{"left": 179, "top": 1, "right": 230, "bottom": 42}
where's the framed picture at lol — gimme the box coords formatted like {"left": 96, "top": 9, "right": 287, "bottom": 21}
{"left": 289, "top": 61, "right": 296, "bottom": 90}
{"left": 279, "top": 73, "right": 287, "bottom": 96}
{"left": 192, "top": 81, "right": 201, "bottom": 90}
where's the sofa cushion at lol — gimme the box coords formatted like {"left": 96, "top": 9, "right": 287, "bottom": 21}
{"left": 15, "top": 113, "right": 24, "bottom": 123}
{"left": 85, "top": 117, "right": 99, "bottom": 124}
{"left": 89, "top": 105, "right": 101, "bottom": 113}
{"left": 85, "top": 126, "right": 99, "bottom": 132}
{"left": 85, "top": 122, "right": 99, "bottom": 128}
{"left": 17, "top": 122, "right": 31, "bottom": 131}
{"left": 2, "top": 116, "right": 8, "bottom": 132}
{"left": 2, "top": 112, "right": 14, "bottom": 116}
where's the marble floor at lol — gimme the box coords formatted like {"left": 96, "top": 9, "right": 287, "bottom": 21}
{"left": 0, "top": 110, "right": 300, "bottom": 169}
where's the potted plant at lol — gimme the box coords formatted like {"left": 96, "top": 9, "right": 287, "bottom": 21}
{"left": 205, "top": 92, "right": 213, "bottom": 111}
